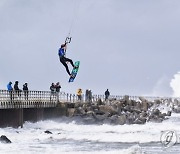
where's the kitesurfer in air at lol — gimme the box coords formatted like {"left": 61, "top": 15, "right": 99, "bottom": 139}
{"left": 58, "top": 43, "right": 76, "bottom": 76}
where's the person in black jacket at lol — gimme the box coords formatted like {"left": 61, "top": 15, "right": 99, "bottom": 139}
{"left": 105, "top": 89, "right": 110, "bottom": 101}
{"left": 55, "top": 82, "right": 61, "bottom": 101}
{"left": 14, "top": 81, "right": 21, "bottom": 97}
{"left": 23, "top": 83, "right": 28, "bottom": 100}
{"left": 50, "top": 83, "right": 56, "bottom": 101}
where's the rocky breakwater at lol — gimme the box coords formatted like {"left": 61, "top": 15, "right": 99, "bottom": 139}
{"left": 172, "top": 98, "right": 180, "bottom": 113}
{"left": 67, "top": 96, "right": 172, "bottom": 125}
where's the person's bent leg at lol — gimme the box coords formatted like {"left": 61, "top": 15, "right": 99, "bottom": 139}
{"left": 60, "top": 57, "right": 71, "bottom": 76}
{"left": 65, "top": 57, "right": 74, "bottom": 67}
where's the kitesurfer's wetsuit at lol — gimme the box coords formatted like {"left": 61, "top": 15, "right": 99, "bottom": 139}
{"left": 58, "top": 46, "right": 75, "bottom": 76}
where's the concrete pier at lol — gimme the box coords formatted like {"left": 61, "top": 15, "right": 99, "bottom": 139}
{"left": 0, "top": 103, "right": 68, "bottom": 128}
{"left": 0, "top": 90, "right": 68, "bottom": 128}
{"left": 0, "top": 109, "right": 23, "bottom": 128}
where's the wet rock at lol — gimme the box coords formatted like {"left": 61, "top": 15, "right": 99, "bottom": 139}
{"left": 97, "top": 99, "right": 104, "bottom": 105}
{"left": 68, "top": 108, "right": 75, "bottom": 117}
{"left": 44, "top": 130, "right": 53, "bottom": 134}
{"left": 0, "top": 135, "right": 11, "bottom": 143}
{"left": 126, "top": 113, "right": 135, "bottom": 124}
{"left": 135, "top": 114, "right": 147, "bottom": 124}
{"left": 132, "top": 109, "right": 141, "bottom": 114}
{"left": 149, "top": 117, "right": 163, "bottom": 123}
{"left": 94, "top": 112, "right": 110, "bottom": 121}
{"left": 86, "top": 111, "right": 94, "bottom": 116}
{"left": 154, "top": 99, "right": 162, "bottom": 106}
{"left": 174, "top": 99, "right": 180, "bottom": 106}
{"left": 99, "top": 105, "right": 117, "bottom": 115}
{"left": 76, "top": 107, "right": 86, "bottom": 115}
{"left": 103, "top": 118, "right": 112, "bottom": 124}
{"left": 116, "top": 115, "right": 126, "bottom": 125}
{"left": 139, "top": 96, "right": 147, "bottom": 102}
{"left": 167, "top": 111, "right": 172, "bottom": 116}
{"left": 74, "top": 102, "right": 81, "bottom": 108}
{"left": 173, "top": 107, "right": 180, "bottom": 113}
{"left": 123, "top": 105, "right": 131, "bottom": 112}
{"left": 83, "top": 117, "right": 96, "bottom": 124}
{"left": 134, "top": 118, "right": 145, "bottom": 124}
{"left": 134, "top": 102, "right": 141, "bottom": 111}
{"left": 116, "top": 101, "right": 123, "bottom": 109}
{"left": 94, "top": 109, "right": 104, "bottom": 115}
{"left": 109, "top": 115, "right": 118, "bottom": 123}
{"left": 94, "top": 114, "right": 106, "bottom": 121}
{"left": 153, "top": 109, "right": 161, "bottom": 116}
{"left": 142, "top": 101, "right": 148, "bottom": 111}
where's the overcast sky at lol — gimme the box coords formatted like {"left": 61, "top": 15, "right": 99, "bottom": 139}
{"left": 1, "top": 0, "right": 180, "bottom": 96}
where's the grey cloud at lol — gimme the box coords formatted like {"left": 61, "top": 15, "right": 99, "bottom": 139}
{"left": 1, "top": 0, "right": 180, "bottom": 96}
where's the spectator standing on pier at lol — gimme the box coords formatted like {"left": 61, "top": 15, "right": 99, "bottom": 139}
{"left": 85, "top": 89, "right": 89, "bottom": 102}
{"left": 85, "top": 89, "right": 92, "bottom": 103}
{"left": 14, "top": 81, "right": 21, "bottom": 97}
{"left": 55, "top": 82, "right": 61, "bottom": 102}
{"left": 88, "top": 89, "right": 92, "bottom": 103}
{"left": 7, "top": 82, "right": 13, "bottom": 91}
{"left": 7, "top": 81, "right": 13, "bottom": 101}
{"left": 23, "top": 83, "right": 28, "bottom": 100}
{"left": 105, "top": 89, "right": 110, "bottom": 101}
{"left": 50, "top": 83, "right": 56, "bottom": 101}
{"left": 77, "top": 88, "right": 82, "bottom": 101}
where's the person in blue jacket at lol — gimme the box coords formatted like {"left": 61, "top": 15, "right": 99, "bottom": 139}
{"left": 7, "top": 81, "right": 13, "bottom": 101}
{"left": 58, "top": 43, "right": 75, "bottom": 76}
{"left": 7, "top": 82, "right": 13, "bottom": 91}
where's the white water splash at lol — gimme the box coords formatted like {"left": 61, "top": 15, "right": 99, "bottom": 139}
{"left": 1, "top": 114, "right": 180, "bottom": 153}
{"left": 170, "top": 72, "right": 180, "bottom": 97}
{"left": 151, "top": 75, "right": 171, "bottom": 96}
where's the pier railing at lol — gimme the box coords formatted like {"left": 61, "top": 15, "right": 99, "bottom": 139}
{"left": 0, "top": 90, "right": 58, "bottom": 109}
{"left": 0, "top": 89, "right": 180, "bottom": 109}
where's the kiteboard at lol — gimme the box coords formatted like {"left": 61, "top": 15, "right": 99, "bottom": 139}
{"left": 69, "top": 61, "right": 80, "bottom": 82}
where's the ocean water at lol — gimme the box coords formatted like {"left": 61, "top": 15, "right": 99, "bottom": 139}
{"left": 0, "top": 113, "right": 180, "bottom": 154}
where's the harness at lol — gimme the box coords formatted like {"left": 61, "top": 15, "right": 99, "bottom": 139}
{"left": 58, "top": 48, "right": 65, "bottom": 57}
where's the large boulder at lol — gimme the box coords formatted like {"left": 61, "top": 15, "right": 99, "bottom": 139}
{"left": 134, "top": 102, "right": 141, "bottom": 111}
{"left": 173, "top": 107, "right": 180, "bottom": 113}
{"left": 0, "top": 135, "right": 11, "bottom": 143}
{"left": 86, "top": 111, "right": 94, "bottom": 116}
{"left": 126, "top": 113, "right": 135, "bottom": 124}
{"left": 83, "top": 117, "right": 96, "bottom": 124}
{"left": 116, "top": 115, "right": 126, "bottom": 125}
{"left": 97, "top": 99, "right": 104, "bottom": 105}
{"left": 167, "top": 111, "right": 172, "bottom": 116}
{"left": 109, "top": 115, "right": 118, "bottom": 123}
{"left": 99, "top": 105, "right": 117, "bottom": 115}
{"left": 141, "top": 101, "right": 148, "bottom": 111}
{"left": 174, "top": 99, "right": 180, "bottom": 107}
{"left": 153, "top": 109, "right": 161, "bottom": 116}
{"left": 154, "top": 99, "right": 162, "bottom": 106}
{"left": 68, "top": 108, "right": 76, "bottom": 117}
{"left": 139, "top": 96, "right": 147, "bottom": 102}
{"left": 94, "top": 114, "right": 107, "bottom": 121}
{"left": 134, "top": 118, "right": 146, "bottom": 124}
{"left": 76, "top": 107, "right": 86, "bottom": 115}
{"left": 44, "top": 130, "right": 53, "bottom": 134}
